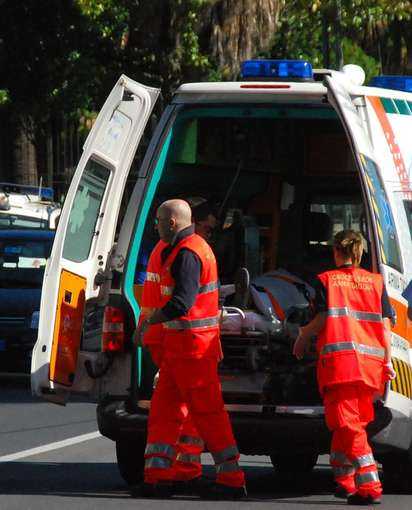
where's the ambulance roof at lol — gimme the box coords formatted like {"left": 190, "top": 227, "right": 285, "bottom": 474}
{"left": 173, "top": 80, "right": 327, "bottom": 104}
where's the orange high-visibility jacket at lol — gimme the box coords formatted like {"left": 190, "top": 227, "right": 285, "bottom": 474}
{"left": 159, "top": 233, "right": 220, "bottom": 359}
{"left": 317, "top": 267, "right": 386, "bottom": 394}
{"left": 139, "top": 240, "right": 167, "bottom": 346}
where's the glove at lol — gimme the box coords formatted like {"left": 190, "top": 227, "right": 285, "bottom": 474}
{"left": 383, "top": 361, "right": 396, "bottom": 381}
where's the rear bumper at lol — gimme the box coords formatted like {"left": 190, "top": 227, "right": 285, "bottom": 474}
{"left": 97, "top": 399, "right": 330, "bottom": 455}
{"left": 97, "top": 398, "right": 398, "bottom": 457}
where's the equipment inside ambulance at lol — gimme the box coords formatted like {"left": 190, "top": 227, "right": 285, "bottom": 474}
{"left": 31, "top": 60, "right": 412, "bottom": 490}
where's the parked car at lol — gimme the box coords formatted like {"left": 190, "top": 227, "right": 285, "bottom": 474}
{"left": 0, "top": 183, "right": 61, "bottom": 230}
{"left": 0, "top": 229, "right": 55, "bottom": 372}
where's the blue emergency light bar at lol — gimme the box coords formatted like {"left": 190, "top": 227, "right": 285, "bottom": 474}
{"left": 369, "top": 75, "right": 412, "bottom": 93}
{"left": 241, "top": 59, "right": 313, "bottom": 81}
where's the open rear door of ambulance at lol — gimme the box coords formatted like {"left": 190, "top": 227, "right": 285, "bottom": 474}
{"left": 31, "top": 75, "right": 159, "bottom": 404}
{"left": 326, "top": 71, "right": 412, "bottom": 423}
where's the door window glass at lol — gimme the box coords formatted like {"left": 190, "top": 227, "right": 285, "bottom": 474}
{"left": 361, "top": 155, "right": 402, "bottom": 271}
{"left": 62, "top": 160, "right": 110, "bottom": 262}
{"left": 403, "top": 200, "right": 412, "bottom": 240}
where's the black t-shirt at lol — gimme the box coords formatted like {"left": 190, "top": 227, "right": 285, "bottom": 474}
{"left": 160, "top": 224, "right": 201, "bottom": 320}
{"left": 313, "top": 266, "right": 394, "bottom": 319}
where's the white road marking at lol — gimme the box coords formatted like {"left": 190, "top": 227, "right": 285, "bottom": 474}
{"left": 0, "top": 431, "right": 101, "bottom": 463}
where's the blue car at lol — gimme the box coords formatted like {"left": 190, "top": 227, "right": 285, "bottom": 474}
{"left": 0, "top": 229, "right": 55, "bottom": 372}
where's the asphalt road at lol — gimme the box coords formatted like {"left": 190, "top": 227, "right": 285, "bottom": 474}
{"left": 1, "top": 374, "right": 411, "bottom": 510}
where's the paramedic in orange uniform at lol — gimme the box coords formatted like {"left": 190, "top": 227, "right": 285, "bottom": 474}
{"left": 293, "top": 230, "right": 395, "bottom": 506}
{"left": 137, "top": 199, "right": 246, "bottom": 499}
{"left": 137, "top": 205, "right": 218, "bottom": 488}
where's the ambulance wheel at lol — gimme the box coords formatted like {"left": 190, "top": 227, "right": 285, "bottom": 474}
{"left": 382, "top": 452, "right": 412, "bottom": 494}
{"left": 116, "top": 439, "right": 145, "bottom": 486}
{"left": 270, "top": 452, "right": 318, "bottom": 475}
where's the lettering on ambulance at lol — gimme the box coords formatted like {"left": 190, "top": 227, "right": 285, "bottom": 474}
{"left": 367, "top": 96, "right": 412, "bottom": 200}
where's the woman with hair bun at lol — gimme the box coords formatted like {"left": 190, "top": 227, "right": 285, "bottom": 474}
{"left": 293, "top": 230, "right": 395, "bottom": 506}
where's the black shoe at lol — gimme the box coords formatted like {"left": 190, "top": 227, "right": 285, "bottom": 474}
{"left": 130, "top": 481, "right": 174, "bottom": 498}
{"left": 347, "top": 493, "right": 382, "bottom": 505}
{"left": 173, "top": 476, "right": 206, "bottom": 496}
{"left": 202, "top": 483, "right": 247, "bottom": 500}
{"left": 334, "top": 485, "right": 356, "bottom": 499}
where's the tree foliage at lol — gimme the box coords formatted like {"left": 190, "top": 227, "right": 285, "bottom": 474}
{"left": 271, "top": 1, "right": 412, "bottom": 80}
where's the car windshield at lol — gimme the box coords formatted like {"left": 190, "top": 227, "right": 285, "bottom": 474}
{"left": 0, "top": 236, "right": 53, "bottom": 287}
{"left": 0, "top": 213, "right": 49, "bottom": 229}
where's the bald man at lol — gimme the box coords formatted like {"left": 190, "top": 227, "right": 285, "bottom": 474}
{"left": 137, "top": 199, "right": 246, "bottom": 499}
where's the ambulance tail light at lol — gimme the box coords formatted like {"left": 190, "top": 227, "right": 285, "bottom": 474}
{"left": 102, "top": 306, "right": 125, "bottom": 352}
{"left": 241, "top": 59, "right": 313, "bottom": 81}
{"left": 369, "top": 75, "right": 412, "bottom": 93}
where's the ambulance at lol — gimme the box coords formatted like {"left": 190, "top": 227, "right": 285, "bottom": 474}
{"left": 31, "top": 60, "right": 412, "bottom": 490}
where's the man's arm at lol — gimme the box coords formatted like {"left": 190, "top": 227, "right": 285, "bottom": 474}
{"left": 147, "top": 249, "right": 201, "bottom": 325}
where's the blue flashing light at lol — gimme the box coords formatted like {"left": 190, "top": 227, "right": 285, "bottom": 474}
{"left": 369, "top": 75, "right": 412, "bottom": 93}
{"left": 241, "top": 59, "right": 313, "bottom": 80}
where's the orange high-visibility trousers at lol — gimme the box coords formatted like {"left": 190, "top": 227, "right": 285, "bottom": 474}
{"left": 144, "top": 357, "right": 245, "bottom": 488}
{"left": 148, "top": 345, "right": 203, "bottom": 482}
{"left": 324, "top": 383, "right": 382, "bottom": 498}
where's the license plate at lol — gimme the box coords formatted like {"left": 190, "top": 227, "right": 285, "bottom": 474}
{"left": 0, "top": 340, "right": 6, "bottom": 351}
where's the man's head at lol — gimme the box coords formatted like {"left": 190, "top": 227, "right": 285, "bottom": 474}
{"left": 155, "top": 199, "right": 192, "bottom": 243}
{"left": 192, "top": 202, "right": 218, "bottom": 241}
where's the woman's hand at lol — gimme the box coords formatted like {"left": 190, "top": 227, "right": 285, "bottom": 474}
{"left": 383, "top": 361, "right": 396, "bottom": 381}
{"left": 293, "top": 328, "right": 308, "bottom": 360}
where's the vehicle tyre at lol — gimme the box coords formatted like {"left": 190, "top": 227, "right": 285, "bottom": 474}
{"left": 270, "top": 452, "right": 318, "bottom": 475}
{"left": 116, "top": 438, "right": 145, "bottom": 486}
{"left": 382, "top": 452, "right": 412, "bottom": 494}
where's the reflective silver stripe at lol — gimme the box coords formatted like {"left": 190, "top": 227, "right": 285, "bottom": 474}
{"left": 333, "top": 466, "right": 355, "bottom": 477}
{"left": 355, "top": 470, "right": 380, "bottom": 485}
{"left": 216, "top": 459, "right": 242, "bottom": 474}
{"left": 146, "top": 272, "right": 160, "bottom": 283}
{"left": 176, "top": 453, "right": 201, "bottom": 464}
{"left": 199, "top": 281, "right": 219, "bottom": 294}
{"left": 330, "top": 451, "right": 353, "bottom": 466}
{"left": 321, "top": 341, "right": 385, "bottom": 358}
{"left": 145, "top": 456, "right": 172, "bottom": 470}
{"left": 328, "top": 307, "right": 382, "bottom": 323}
{"left": 353, "top": 453, "right": 375, "bottom": 469}
{"left": 212, "top": 445, "right": 239, "bottom": 464}
{"left": 179, "top": 435, "right": 205, "bottom": 448}
{"left": 145, "top": 443, "right": 176, "bottom": 459}
{"left": 164, "top": 315, "right": 220, "bottom": 330}
{"left": 161, "top": 285, "right": 174, "bottom": 296}
{"left": 160, "top": 282, "right": 218, "bottom": 297}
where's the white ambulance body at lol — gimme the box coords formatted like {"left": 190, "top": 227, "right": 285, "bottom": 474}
{"left": 31, "top": 61, "right": 412, "bottom": 488}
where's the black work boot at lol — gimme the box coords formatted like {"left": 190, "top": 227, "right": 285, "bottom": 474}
{"left": 334, "top": 485, "right": 356, "bottom": 499}
{"left": 130, "top": 481, "right": 174, "bottom": 498}
{"left": 173, "top": 476, "right": 207, "bottom": 496}
{"left": 202, "top": 483, "right": 247, "bottom": 500}
{"left": 347, "top": 493, "right": 382, "bottom": 505}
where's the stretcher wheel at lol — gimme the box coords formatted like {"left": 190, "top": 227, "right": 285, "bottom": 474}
{"left": 270, "top": 452, "right": 318, "bottom": 475}
{"left": 116, "top": 438, "right": 145, "bottom": 486}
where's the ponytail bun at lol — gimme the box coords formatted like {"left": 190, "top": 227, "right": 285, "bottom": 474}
{"left": 333, "top": 230, "right": 363, "bottom": 266}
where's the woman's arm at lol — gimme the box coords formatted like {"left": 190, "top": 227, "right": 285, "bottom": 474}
{"left": 293, "top": 312, "right": 327, "bottom": 360}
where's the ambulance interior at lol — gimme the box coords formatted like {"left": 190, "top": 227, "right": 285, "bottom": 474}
{"left": 135, "top": 103, "right": 371, "bottom": 407}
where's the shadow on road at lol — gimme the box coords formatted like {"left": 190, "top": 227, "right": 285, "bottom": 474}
{"left": 0, "top": 461, "right": 339, "bottom": 503}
